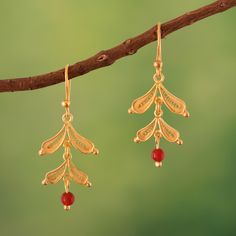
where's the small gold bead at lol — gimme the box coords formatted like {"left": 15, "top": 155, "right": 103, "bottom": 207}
{"left": 155, "top": 162, "right": 162, "bottom": 168}
{"left": 183, "top": 111, "right": 190, "bottom": 118}
{"left": 176, "top": 139, "right": 184, "bottom": 145}
{"left": 41, "top": 179, "right": 48, "bottom": 185}
{"left": 63, "top": 140, "right": 71, "bottom": 147}
{"left": 128, "top": 108, "right": 133, "bottom": 114}
{"left": 38, "top": 149, "right": 44, "bottom": 156}
{"left": 61, "top": 100, "right": 70, "bottom": 108}
{"left": 153, "top": 60, "right": 162, "bottom": 69}
{"left": 133, "top": 137, "right": 140, "bottom": 143}
{"left": 64, "top": 205, "right": 71, "bottom": 211}
{"left": 93, "top": 148, "right": 99, "bottom": 155}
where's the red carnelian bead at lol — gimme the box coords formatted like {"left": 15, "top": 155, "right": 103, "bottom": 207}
{"left": 152, "top": 148, "right": 165, "bottom": 162}
{"left": 61, "top": 192, "right": 75, "bottom": 206}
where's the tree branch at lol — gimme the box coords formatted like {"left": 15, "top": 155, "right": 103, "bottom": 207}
{"left": 0, "top": 0, "right": 235, "bottom": 92}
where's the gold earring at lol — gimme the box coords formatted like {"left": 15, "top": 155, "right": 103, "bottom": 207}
{"left": 39, "top": 65, "right": 99, "bottom": 210}
{"left": 128, "top": 23, "right": 189, "bottom": 167}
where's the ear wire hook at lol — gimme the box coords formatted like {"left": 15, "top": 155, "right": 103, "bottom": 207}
{"left": 64, "top": 64, "right": 71, "bottom": 103}
{"left": 62, "top": 64, "right": 73, "bottom": 123}
{"left": 153, "top": 23, "right": 164, "bottom": 82}
{"left": 156, "top": 23, "right": 162, "bottom": 65}
{"left": 62, "top": 64, "right": 71, "bottom": 116}
{"left": 154, "top": 23, "right": 162, "bottom": 76}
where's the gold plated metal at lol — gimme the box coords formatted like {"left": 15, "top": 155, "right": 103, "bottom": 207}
{"left": 128, "top": 23, "right": 189, "bottom": 150}
{"left": 39, "top": 64, "right": 98, "bottom": 209}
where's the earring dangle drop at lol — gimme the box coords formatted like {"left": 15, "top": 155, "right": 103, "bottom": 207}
{"left": 39, "top": 65, "right": 99, "bottom": 210}
{"left": 128, "top": 23, "right": 190, "bottom": 168}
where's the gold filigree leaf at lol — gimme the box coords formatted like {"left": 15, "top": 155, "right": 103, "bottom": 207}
{"left": 158, "top": 118, "right": 183, "bottom": 144}
{"left": 67, "top": 124, "right": 98, "bottom": 155}
{"left": 39, "top": 125, "right": 66, "bottom": 156}
{"left": 158, "top": 83, "right": 189, "bottom": 117}
{"left": 128, "top": 84, "right": 157, "bottom": 114}
{"left": 134, "top": 118, "right": 157, "bottom": 143}
{"left": 42, "top": 160, "right": 67, "bottom": 185}
{"left": 69, "top": 161, "right": 91, "bottom": 187}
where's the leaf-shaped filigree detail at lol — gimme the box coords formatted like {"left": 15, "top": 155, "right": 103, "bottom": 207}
{"left": 42, "top": 160, "right": 67, "bottom": 185}
{"left": 67, "top": 124, "right": 99, "bottom": 155}
{"left": 134, "top": 118, "right": 157, "bottom": 143}
{"left": 39, "top": 125, "right": 66, "bottom": 156}
{"left": 69, "top": 161, "right": 91, "bottom": 187}
{"left": 128, "top": 84, "right": 157, "bottom": 114}
{"left": 158, "top": 118, "right": 183, "bottom": 144}
{"left": 158, "top": 83, "right": 189, "bottom": 117}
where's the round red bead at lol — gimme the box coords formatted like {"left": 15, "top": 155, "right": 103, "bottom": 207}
{"left": 152, "top": 148, "right": 165, "bottom": 162}
{"left": 61, "top": 192, "right": 75, "bottom": 206}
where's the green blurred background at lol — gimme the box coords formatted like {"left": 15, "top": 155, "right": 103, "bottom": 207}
{"left": 0, "top": 1, "right": 236, "bottom": 235}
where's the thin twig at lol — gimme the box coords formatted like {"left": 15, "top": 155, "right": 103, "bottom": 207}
{"left": 0, "top": 0, "right": 235, "bottom": 92}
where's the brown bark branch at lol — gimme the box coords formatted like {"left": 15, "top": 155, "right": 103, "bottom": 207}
{"left": 0, "top": 0, "right": 235, "bottom": 92}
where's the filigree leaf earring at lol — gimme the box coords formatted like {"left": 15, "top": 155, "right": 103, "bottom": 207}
{"left": 39, "top": 65, "right": 99, "bottom": 210}
{"left": 128, "top": 23, "right": 190, "bottom": 167}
